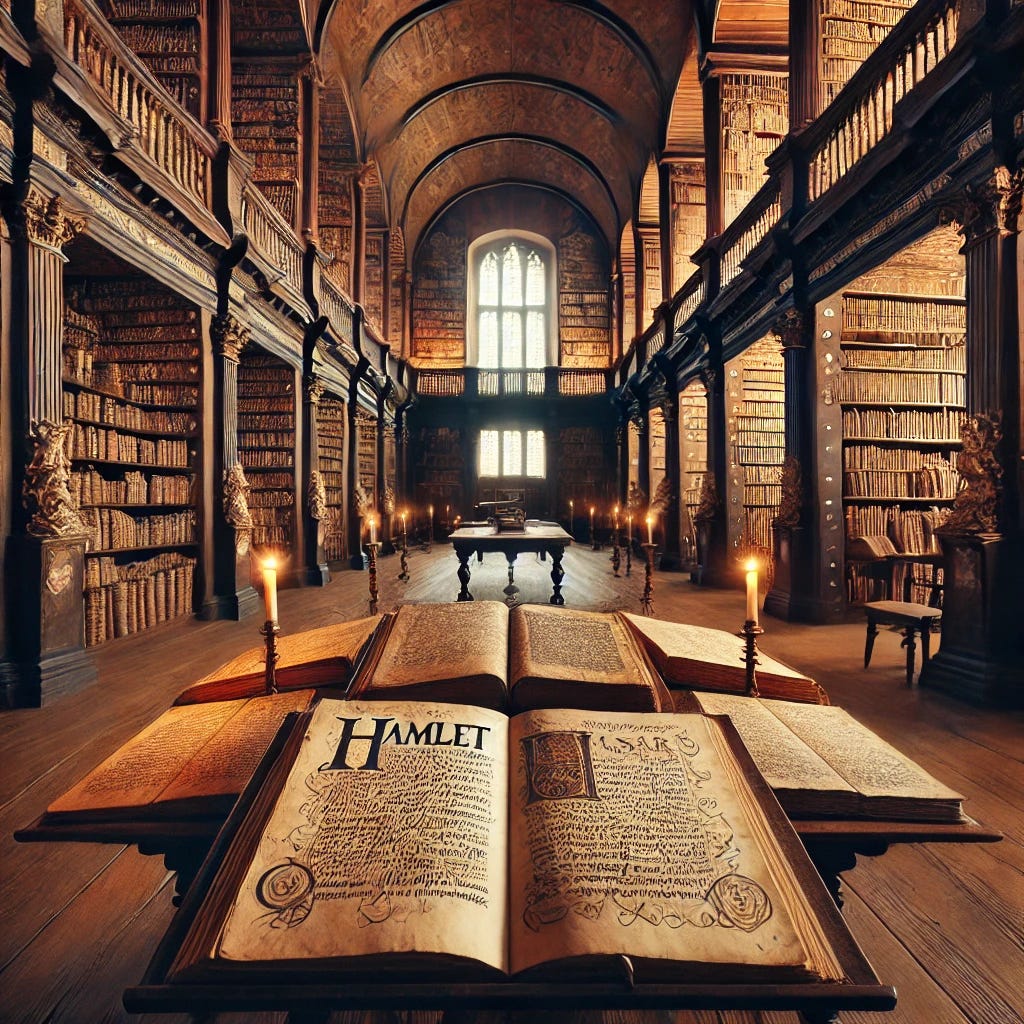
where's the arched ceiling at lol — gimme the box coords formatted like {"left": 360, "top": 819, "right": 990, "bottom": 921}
{"left": 318, "top": 0, "right": 692, "bottom": 261}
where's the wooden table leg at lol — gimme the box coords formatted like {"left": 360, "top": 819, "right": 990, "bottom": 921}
{"left": 549, "top": 544, "right": 566, "bottom": 605}
{"left": 901, "top": 625, "right": 917, "bottom": 687}
{"left": 864, "top": 614, "right": 878, "bottom": 668}
{"left": 455, "top": 546, "right": 474, "bottom": 601}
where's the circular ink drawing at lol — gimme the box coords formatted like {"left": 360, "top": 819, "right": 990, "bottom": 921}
{"left": 256, "top": 860, "right": 315, "bottom": 927}
{"left": 705, "top": 874, "right": 772, "bottom": 932}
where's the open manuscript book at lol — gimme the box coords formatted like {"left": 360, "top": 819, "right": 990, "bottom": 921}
{"left": 169, "top": 698, "right": 850, "bottom": 985}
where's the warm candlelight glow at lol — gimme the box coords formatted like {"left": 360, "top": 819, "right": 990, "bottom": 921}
{"left": 745, "top": 559, "right": 759, "bottom": 626}
{"left": 369, "top": 515, "right": 377, "bottom": 545}
{"left": 646, "top": 515, "right": 653, "bottom": 545}
{"left": 428, "top": 504, "right": 434, "bottom": 518}
{"left": 627, "top": 512, "right": 633, "bottom": 541}
{"left": 262, "top": 557, "right": 278, "bottom": 624}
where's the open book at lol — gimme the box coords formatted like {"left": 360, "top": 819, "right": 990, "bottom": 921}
{"left": 168, "top": 698, "right": 850, "bottom": 985}
{"left": 36, "top": 690, "right": 314, "bottom": 825}
{"left": 622, "top": 613, "right": 828, "bottom": 704}
{"left": 174, "top": 615, "right": 384, "bottom": 705}
{"left": 349, "top": 602, "right": 671, "bottom": 713}
{"left": 692, "top": 692, "right": 964, "bottom": 822}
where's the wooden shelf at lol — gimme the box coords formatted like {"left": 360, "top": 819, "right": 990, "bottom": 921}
{"left": 80, "top": 503, "right": 192, "bottom": 510}
{"left": 72, "top": 457, "right": 193, "bottom": 472}
{"left": 70, "top": 415, "right": 196, "bottom": 440}
{"left": 63, "top": 377, "right": 197, "bottom": 412}
{"left": 86, "top": 542, "right": 198, "bottom": 556}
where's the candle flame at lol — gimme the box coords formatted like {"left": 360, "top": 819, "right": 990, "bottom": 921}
{"left": 263, "top": 556, "right": 277, "bottom": 570}
{"left": 745, "top": 558, "right": 758, "bottom": 572}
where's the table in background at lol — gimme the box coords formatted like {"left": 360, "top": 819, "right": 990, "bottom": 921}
{"left": 448, "top": 522, "right": 572, "bottom": 605}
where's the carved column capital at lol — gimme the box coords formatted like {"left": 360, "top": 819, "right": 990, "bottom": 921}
{"left": 211, "top": 314, "right": 251, "bottom": 363}
{"left": 946, "top": 168, "right": 1024, "bottom": 246}
{"left": 22, "top": 419, "right": 91, "bottom": 537}
{"left": 304, "top": 373, "right": 326, "bottom": 404}
{"left": 772, "top": 308, "right": 808, "bottom": 350}
{"left": 939, "top": 412, "right": 1005, "bottom": 536}
{"left": 20, "top": 187, "right": 85, "bottom": 252}
{"left": 699, "top": 365, "right": 719, "bottom": 393}
{"left": 774, "top": 455, "right": 804, "bottom": 528}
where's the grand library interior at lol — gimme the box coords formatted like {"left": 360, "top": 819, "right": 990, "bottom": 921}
{"left": 1, "top": 0, "right": 1022, "bottom": 1022}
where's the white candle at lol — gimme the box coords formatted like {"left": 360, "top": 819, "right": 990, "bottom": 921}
{"left": 613, "top": 505, "right": 619, "bottom": 530}
{"left": 646, "top": 515, "right": 653, "bottom": 545}
{"left": 262, "top": 558, "right": 278, "bottom": 624}
{"left": 369, "top": 516, "right": 377, "bottom": 545}
{"left": 745, "top": 559, "right": 759, "bottom": 625}
{"left": 627, "top": 513, "right": 632, "bottom": 541}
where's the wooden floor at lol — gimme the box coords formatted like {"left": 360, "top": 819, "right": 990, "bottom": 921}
{"left": 1, "top": 543, "right": 1022, "bottom": 1024}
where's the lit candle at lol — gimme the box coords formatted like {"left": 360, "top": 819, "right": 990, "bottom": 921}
{"left": 646, "top": 515, "right": 653, "bottom": 545}
{"left": 262, "top": 557, "right": 278, "bottom": 624}
{"left": 428, "top": 504, "right": 434, "bottom": 521}
{"left": 590, "top": 506, "right": 595, "bottom": 533}
{"left": 401, "top": 510, "right": 408, "bottom": 533}
{"left": 627, "top": 513, "right": 632, "bottom": 541}
{"left": 745, "top": 559, "right": 759, "bottom": 625}
{"left": 369, "top": 515, "right": 377, "bottom": 545}
{"left": 445, "top": 504, "right": 450, "bottom": 520}
{"left": 613, "top": 504, "right": 619, "bottom": 530}
{"left": 569, "top": 499, "right": 574, "bottom": 518}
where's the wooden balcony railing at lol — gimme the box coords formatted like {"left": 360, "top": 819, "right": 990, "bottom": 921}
{"left": 241, "top": 182, "right": 305, "bottom": 304}
{"left": 645, "top": 320, "right": 667, "bottom": 359}
{"left": 672, "top": 269, "right": 705, "bottom": 329}
{"left": 318, "top": 276, "right": 358, "bottom": 361}
{"left": 416, "top": 369, "right": 465, "bottom": 397}
{"left": 414, "top": 366, "right": 609, "bottom": 399}
{"left": 557, "top": 369, "right": 609, "bottom": 396}
{"left": 720, "top": 180, "right": 783, "bottom": 288}
{"left": 61, "top": 0, "right": 218, "bottom": 234}
{"left": 806, "top": 0, "right": 961, "bottom": 203}
{"left": 478, "top": 369, "right": 546, "bottom": 397}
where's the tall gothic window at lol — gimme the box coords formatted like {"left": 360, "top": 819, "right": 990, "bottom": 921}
{"left": 478, "top": 429, "right": 546, "bottom": 478}
{"left": 475, "top": 241, "right": 548, "bottom": 368}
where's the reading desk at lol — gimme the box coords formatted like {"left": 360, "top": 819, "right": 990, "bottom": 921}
{"left": 448, "top": 522, "right": 572, "bottom": 604}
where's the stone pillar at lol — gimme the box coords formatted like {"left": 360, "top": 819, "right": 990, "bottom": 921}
{"left": 352, "top": 167, "right": 369, "bottom": 306}
{"left": 657, "top": 391, "right": 683, "bottom": 571}
{"left": 1, "top": 186, "right": 96, "bottom": 706}
{"left": 201, "top": 313, "right": 260, "bottom": 620}
{"left": 788, "top": 0, "right": 822, "bottom": 129}
{"left": 693, "top": 360, "right": 730, "bottom": 586}
{"left": 301, "top": 374, "right": 330, "bottom": 585}
{"left": 924, "top": 168, "right": 1024, "bottom": 706}
{"left": 205, "top": 0, "right": 233, "bottom": 141}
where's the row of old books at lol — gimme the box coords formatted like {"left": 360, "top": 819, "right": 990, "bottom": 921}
{"left": 841, "top": 344, "right": 967, "bottom": 371}
{"left": 84, "top": 555, "right": 195, "bottom": 645}
{"left": 318, "top": 396, "right": 347, "bottom": 562}
{"left": 842, "top": 294, "right": 965, "bottom": 333}
{"left": 844, "top": 505, "right": 947, "bottom": 553}
{"left": 844, "top": 444, "right": 958, "bottom": 470}
{"left": 70, "top": 467, "right": 191, "bottom": 506}
{"left": 71, "top": 423, "right": 190, "bottom": 467}
{"left": 842, "top": 406, "right": 962, "bottom": 440}
{"left": 836, "top": 370, "right": 965, "bottom": 404}
{"left": 34, "top": 603, "right": 964, "bottom": 995}
{"left": 63, "top": 388, "right": 196, "bottom": 433}
{"left": 82, "top": 507, "right": 196, "bottom": 550}
{"left": 843, "top": 464, "right": 960, "bottom": 499}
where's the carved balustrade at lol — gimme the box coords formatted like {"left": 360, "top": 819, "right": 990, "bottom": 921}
{"left": 719, "top": 180, "right": 783, "bottom": 289}
{"left": 60, "top": 0, "right": 220, "bottom": 238}
{"left": 240, "top": 182, "right": 306, "bottom": 308}
{"left": 672, "top": 269, "right": 706, "bottom": 328}
{"left": 415, "top": 370, "right": 465, "bottom": 397}
{"left": 805, "top": 0, "right": 962, "bottom": 203}
{"left": 556, "top": 369, "right": 610, "bottom": 396}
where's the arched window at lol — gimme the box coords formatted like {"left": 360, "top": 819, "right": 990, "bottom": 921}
{"left": 469, "top": 235, "right": 554, "bottom": 368}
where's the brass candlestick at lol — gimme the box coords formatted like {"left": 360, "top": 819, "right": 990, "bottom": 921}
{"left": 398, "top": 529, "right": 410, "bottom": 581}
{"left": 640, "top": 543, "right": 656, "bottom": 614}
{"left": 625, "top": 536, "right": 632, "bottom": 576}
{"left": 738, "top": 619, "right": 764, "bottom": 697}
{"left": 611, "top": 525, "right": 621, "bottom": 577}
{"left": 261, "top": 620, "right": 280, "bottom": 695}
{"left": 365, "top": 541, "right": 380, "bottom": 613}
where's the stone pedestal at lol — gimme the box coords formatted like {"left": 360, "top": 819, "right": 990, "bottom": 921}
{"left": 921, "top": 533, "right": 1024, "bottom": 706}
{"left": 1, "top": 534, "right": 96, "bottom": 707}
{"left": 201, "top": 528, "right": 259, "bottom": 621}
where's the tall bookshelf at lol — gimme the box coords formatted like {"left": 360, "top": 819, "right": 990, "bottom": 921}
{"left": 237, "top": 349, "right": 296, "bottom": 558}
{"left": 414, "top": 426, "right": 464, "bottom": 515}
{"left": 356, "top": 409, "right": 378, "bottom": 508}
{"left": 63, "top": 281, "right": 200, "bottom": 645}
{"left": 318, "top": 396, "right": 346, "bottom": 562}
{"left": 679, "top": 379, "right": 708, "bottom": 565}
{"left": 839, "top": 291, "right": 966, "bottom": 603}
{"left": 557, "top": 426, "right": 608, "bottom": 512}
{"left": 727, "top": 337, "right": 785, "bottom": 583}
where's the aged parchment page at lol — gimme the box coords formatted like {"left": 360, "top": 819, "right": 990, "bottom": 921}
{"left": 507, "top": 708, "right": 816, "bottom": 977}
{"left": 216, "top": 699, "right": 509, "bottom": 972}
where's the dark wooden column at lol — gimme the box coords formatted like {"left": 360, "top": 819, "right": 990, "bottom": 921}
{"left": 205, "top": 0, "right": 232, "bottom": 140}
{"left": 346, "top": 308, "right": 369, "bottom": 569}
{"left": 658, "top": 390, "right": 683, "bottom": 571}
{"left": 700, "top": 72, "right": 723, "bottom": 240}
{"left": 658, "top": 159, "right": 675, "bottom": 301}
{"left": 764, "top": 307, "right": 833, "bottom": 621}
{"left": 299, "top": 61, "right": 321, "bottom": 239}
{"left": 201, "top": 312, "right": 260, "bottom": 621}
{"left": 924, "top": 168, "right": 1024, "bottom": 706}
{"left": 352, "top": 167, "right": 369, "bottom": 306}
{"left": 1, "top": 186, "right": 95, "bottom": 707}
{"left": 693, "top": 346, "right": 730, "bottom": 586}
{"left": 788, "top": 0, "right": 822, "bottom": 129}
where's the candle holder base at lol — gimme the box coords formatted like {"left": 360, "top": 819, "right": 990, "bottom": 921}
{"left": 640, "top": 543, "right": 656, "bottom": 615}
{"left": 625, "top": 542, "right": 632, "bottom": 576}
{"left": 737, "top": 619, "right": 765, "bottom": 697}
{"left": 365, "top": 542, "right": 381, "bottom": 614}
{"left": 398, "top": 536, "right": 410, "bottom": 582}
{"left": 260, "top": 620, "right": 281, "bottom": 695}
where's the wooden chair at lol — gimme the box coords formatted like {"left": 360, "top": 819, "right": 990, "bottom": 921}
{"left": 863, "top": 600, "right": 943, "bottom": 687}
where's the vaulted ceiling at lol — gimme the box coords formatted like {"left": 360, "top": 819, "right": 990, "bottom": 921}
{"left": 314, "top": 0, "right": 696, "bottom": 262}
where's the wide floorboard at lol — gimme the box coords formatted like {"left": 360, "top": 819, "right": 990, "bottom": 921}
{"left": 1, "top": 544, "right": 1021, "bottom": 1024}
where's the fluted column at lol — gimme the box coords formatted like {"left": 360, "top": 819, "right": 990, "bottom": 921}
{"left": 200, "top": 313, "right": 260, "bottom": 621}
{"left": 693, "top": 358, "right": 730, "bottom": 586}
{"left": 1, "top": 186, "right": 95, "bottom": 707}
{"left": 924, "top": 168, "right": 1024, "bottom": 705}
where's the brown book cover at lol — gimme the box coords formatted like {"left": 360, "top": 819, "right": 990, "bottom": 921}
{"left": 41, "top": 690, "right": 315, "bottom": 824}
{"left": 621, "top": 613, "right": 829, "bottom": 704}
{"left": 174, "top": 615, "right": 384, "bottom": 705}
